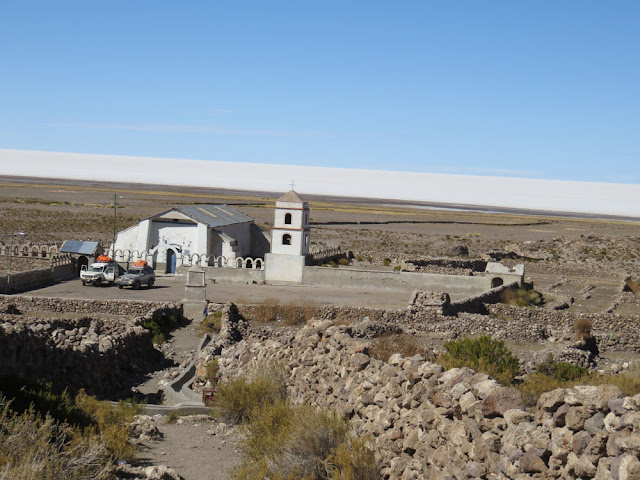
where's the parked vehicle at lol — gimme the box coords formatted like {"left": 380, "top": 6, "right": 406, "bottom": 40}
{"left": 80, "top": 256, "right": 119, "bottom": 286}
{"left": 115, "top": 262, "right": 156, "bottom": 289}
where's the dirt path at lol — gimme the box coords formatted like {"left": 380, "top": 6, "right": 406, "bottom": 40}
{"left": 132, "top": 315, "right": 243, "bottom": 480}
{"left": 136, "top": 416, "right": 243, "bottom": 480}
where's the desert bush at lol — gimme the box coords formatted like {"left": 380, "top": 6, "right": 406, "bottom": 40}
{"left": 536, "top": 355, "right": 587, "bottom": 382}
{"left": 437, "top": 336, "right": 520, "bottom": 384}
{"left": 142, "top": 308, "right": 183, "bottom": 344}
{"left": 382, "top": 258, "right": 391, "bottom": 266}
{"left": 234, "top": 402, "right": 377, "bottom": 480}
{"left": 369, "top": 334, "right": 430, "bottom": 362}
{"left": 355, "top": 255, "right": 364, "bottom": 262}
{"left": 518, "top": 373, "right": 565, "bottom": 407}
{"left": 328, "top": 436, "right": 379, "bottom": 480}
{"left": 255, "top": 298, "right": 280, "bottom": 322}
{"left": 573, "top": 318, "right": 593, "bottom": 340}
{"left": 500, "top": 288, "right": 543, "bottom": 307}
{"left": 214, "top": 363, "right": 288, "bottom": 424}
{"left": 338, "top": 258, "right": 350, "bottom": 266}
{"left": 200, "top": 311, "right": 223, "bottom": 334}
{"left": 0, "top": 398, "right": 113, "bottom": 480}
{"left": 393, "top": 265, "right": 401, "bottom": 271}
{"left": 74, "top": 391, "right": 138, "bottom": 463}
{"left": 206, "top": 359, "right": 220, "bottom": 383}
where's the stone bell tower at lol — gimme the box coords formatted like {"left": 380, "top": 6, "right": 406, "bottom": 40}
{"left": 264, "top": 190, "right": 310, "bottom": 283}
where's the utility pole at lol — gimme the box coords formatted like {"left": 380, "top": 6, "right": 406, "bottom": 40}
{"left": 113, "top": 195, "right": 123, "bottom": 257}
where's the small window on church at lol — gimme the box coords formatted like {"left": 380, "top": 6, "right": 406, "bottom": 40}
{"left": 284, "top": 213, "right": 292, "bottom": 225}
{"left": 305, "top": 234, "right": 309, "bottom": 246}
{"left": 283, "top": 233, "right": 291, "bottom": 245}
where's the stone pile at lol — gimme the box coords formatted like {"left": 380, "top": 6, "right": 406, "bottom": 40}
{"left": 200, "top": 314, "right": 640, "bottom": 479}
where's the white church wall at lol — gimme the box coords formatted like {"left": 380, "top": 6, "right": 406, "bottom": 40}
{"left": 217, "top": 222, "right": 252, "bottom": 257}
{"left": 150, "top": 222, "right": 198, "bottom": 261}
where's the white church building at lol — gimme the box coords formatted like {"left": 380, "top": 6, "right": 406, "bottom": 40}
{"left": 112, "top": 204, "right": 270, "bottom": 273}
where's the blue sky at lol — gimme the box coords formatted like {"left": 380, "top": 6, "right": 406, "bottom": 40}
{"left": 1, "top": 1, "right": 639, "bottom": 183}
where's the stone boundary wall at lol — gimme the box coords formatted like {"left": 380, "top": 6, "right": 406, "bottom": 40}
{"left": 221, "top": 296, "right": 640, "bottom": 353}
{"left": 0, "top": 255, "right": 50, "bottom": 272}
{"left": 446, "top": 282, "right": 519, "bottom": 314}
{"left": 0, "top": 262, "right": 76, "bottom": 294}
{"left": 202, "top": 318, "right": 640, "bottom": 479}
{"left": 0, "top": 295, "right": 169, "bottom": 317}
{"left": 0, "top": 302, "right": 182, "bottom": 398}
{"left": 404, "top": 257, "right": 487, "bottom": 271}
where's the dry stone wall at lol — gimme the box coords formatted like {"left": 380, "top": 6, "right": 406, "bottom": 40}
{"left": 0, "top": 302, "right": 183, "bottom": 399}
{"left": 0, "top": 295, "right": 169, "bottom": 317}
{"left": 198, "top": 315, "right": 640, "bottom": 479}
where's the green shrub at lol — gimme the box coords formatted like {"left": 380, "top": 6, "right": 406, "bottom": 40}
{"left": 382, "top": 258, "right": 391, "bottom": 266}
{"left": 338, "top": 258, "right": 350, "bottom": 266}
{"left": 536, "top": 354, "right": 587, "bottom": 381}
{"left": 142, "top": 308, "right": 183, "bottom": 343}
{"left": 500, "top": 288, "right": 543, "bottom": 307}
{"left": 437, "top": 336, "right": 520, "bottom": 384}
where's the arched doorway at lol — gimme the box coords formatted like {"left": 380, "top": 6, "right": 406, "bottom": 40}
{"left": 77, "top": 256, "right": 89, "bottom": 276}
{"left": 166, "top": 249, "right": 177, "bottom": 274}
{"left": 491, "top": 277, "right": 504, "bottom": 288}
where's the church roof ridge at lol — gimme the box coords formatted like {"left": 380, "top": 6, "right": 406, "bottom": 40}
{"left": 277, "top": 189, "right": 305, "bottom": 203}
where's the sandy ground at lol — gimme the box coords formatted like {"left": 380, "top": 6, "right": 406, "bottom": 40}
{"left": 25, "top": 276, "right": 412, "bottom": 309}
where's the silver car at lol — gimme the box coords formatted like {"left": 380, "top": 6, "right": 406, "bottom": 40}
{"left": 115, "top": 265, "right": 156, "bottom": 289}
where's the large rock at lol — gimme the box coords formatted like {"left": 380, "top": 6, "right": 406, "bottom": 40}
{"left": 481, "top": 387, "right": 525, "bottom": 417}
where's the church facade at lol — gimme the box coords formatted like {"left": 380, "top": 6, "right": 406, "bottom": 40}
{"left": 113, "top": 205, "right": 270, "bottom": 273}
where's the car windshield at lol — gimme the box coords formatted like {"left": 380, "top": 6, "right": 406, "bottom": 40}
{"left": 90, "top": 265, "right": 105, "bottom": 272}
{"left": 127, "top": 268, "right": 143, "bottom": 275}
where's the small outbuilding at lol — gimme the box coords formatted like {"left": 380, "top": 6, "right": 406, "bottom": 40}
{"left": 60, "top": 240, "right": 104, "bottom": 275}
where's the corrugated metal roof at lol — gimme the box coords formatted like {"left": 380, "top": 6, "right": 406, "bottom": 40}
{"left": 155, "top": 205, "right": 254, "bottom": 228}
{"left": 60, "top": 240, "right": 100, "bottom": 255}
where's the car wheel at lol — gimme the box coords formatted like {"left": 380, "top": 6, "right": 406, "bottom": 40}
{"left": 133, "top": 281, "right": 140, "bottom": 290}
{"left": 118, "top": 285, "right": 123, "bottom": 289}
{"left": 148, "top": 279, "right": 154, "bottom": 288}
{"left": 82, "top": 280, "right": 86, "bottom": 286}
{"left": 95, "top": 278, "right": 102, "bottom": 287}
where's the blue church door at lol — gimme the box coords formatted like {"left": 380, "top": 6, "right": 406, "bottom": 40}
{"left": 166, "top": 249, "right": 176, "bottom": 274}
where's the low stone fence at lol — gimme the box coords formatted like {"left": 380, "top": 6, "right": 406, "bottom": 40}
{"left": 0, "top": 302, "right": 183, "bottom": 399}
{"left": 0, "top": 261, "right": 76, "bottom": 294}
{"left": 0, "top": 295, "right": 171, "bottom": 317}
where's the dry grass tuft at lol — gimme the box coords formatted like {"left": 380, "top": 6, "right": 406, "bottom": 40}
{"left": 254, "top": 298, "right": 280, "bottom": 322}
{"left": 573, "top": 318, "right": 593, "bottom": 341}
{"left": 500, "top": 288, "right": 543, "bottom": 307}
{"left": 369, "top": 334, "right": 430, "bottom": 363}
